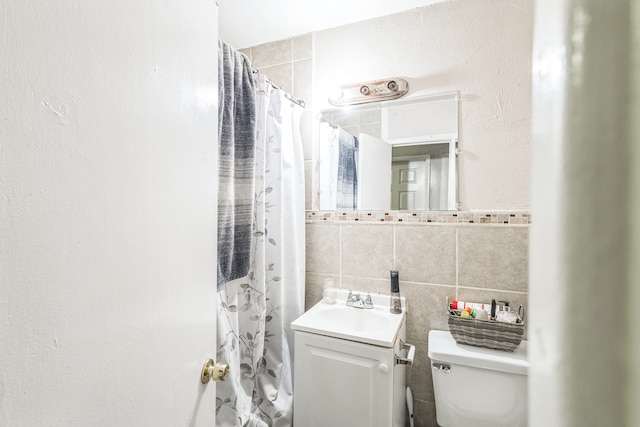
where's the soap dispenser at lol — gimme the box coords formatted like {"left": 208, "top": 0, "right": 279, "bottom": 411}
{"left": 390, "top": 270, "right": 402, "bottom": 314}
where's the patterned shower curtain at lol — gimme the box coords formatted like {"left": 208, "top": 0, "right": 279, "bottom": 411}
{"left": 216, "top": 71, "right": 305, "bottom": 427}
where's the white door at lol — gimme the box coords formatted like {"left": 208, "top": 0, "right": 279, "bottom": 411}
{"left": 358, "top": 133, "right": 392, "bottom": 210}
{"left": 0, "top": 2, "right": 219, "bottom": 425}
{"left": 391, "top": 157, "right": 430, "bottom": 210}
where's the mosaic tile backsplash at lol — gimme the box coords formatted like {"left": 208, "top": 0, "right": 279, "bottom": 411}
{"left": 306, "top": 210, "right": 530, "bottom": 224}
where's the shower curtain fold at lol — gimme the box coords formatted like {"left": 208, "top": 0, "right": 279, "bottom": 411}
{"left": 318, "top": 122, "right": 340, "bottom": 210}
{"left": 318, "top": 123, "right": 359, "bottom": 210}
{"left": 216, "top": 48, "right": 305, "bottom": 426}
{"left": 337, "top": 128, "right": 359, "bottom": 210}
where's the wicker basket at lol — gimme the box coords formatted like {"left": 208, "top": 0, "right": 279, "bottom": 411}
{"left": 447, "top": 305, "right": 525, "bottom": 352}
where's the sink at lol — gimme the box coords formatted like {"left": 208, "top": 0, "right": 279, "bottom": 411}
{"left": 316, "top": 305, "right": 390, "bottom": 331}
{"left": 290, "top": 290, "right": 406, "bottom": 347}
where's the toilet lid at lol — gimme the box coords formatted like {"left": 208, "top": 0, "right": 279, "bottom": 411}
{"left": 428, "top": 330, "right": 528, "bottom": 375}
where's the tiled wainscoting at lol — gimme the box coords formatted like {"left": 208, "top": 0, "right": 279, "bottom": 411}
{"left": 305, "top": 211, "right": 529, "bottom": 427}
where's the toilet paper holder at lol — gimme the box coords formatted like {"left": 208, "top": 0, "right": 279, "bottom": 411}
{"left": 395, "top": 339, "right": 415, "bottom": 365}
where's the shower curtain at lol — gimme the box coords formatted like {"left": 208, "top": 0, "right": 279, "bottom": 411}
{"left": 318, "top": 122, "right": 359, "bottom": 210}
{"left": 216, "top": 45, "right": 305, "bottom": 427}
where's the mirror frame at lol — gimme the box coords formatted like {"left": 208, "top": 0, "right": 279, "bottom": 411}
{"left": 317, "top": 91, "right": 459, "bottom": 211}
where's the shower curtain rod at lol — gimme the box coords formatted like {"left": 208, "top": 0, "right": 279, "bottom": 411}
{"left": 229, "top": 41, "right": 305, "bottom": 108}
{"left": 252, "top": 69, "right": 306, "bottom": 108}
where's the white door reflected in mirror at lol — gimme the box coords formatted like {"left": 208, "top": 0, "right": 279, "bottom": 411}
{"left": 391, "top": 158, "right": 428, "bottom": 210}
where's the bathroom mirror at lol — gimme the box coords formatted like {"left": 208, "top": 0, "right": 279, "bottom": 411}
{"left": 318, "top": 92, "right": 459, "bottom": 211}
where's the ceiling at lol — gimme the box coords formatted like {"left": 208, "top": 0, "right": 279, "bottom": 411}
{"left": 219, "top": 0, "right": 446, "bottom": 49}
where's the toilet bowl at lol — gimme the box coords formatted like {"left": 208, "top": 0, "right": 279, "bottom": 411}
{"left": 428, "top": 330, "right": 528, "bottom": 427}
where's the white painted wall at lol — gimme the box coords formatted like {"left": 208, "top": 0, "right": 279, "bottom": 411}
{"left": 313, "top": 0, "right": 533, "bottom": 210}
{"left": 0, "top": 2, "right": 219, "bottom": 425}
{"left": 219, "top": 0, "right": 447, "bottom": 49}
{"left": 530, "top": 0, "right": 640, "bottom": 425}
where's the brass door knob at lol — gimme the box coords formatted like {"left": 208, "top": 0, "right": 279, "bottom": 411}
{"left": 201, "top": 358, "right": 229, "bottom": 384}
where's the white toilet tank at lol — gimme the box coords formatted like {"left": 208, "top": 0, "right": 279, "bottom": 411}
{"left": 428, "top": 330, "right": 528, "bottom": 427}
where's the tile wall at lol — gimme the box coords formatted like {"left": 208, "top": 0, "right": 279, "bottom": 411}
{"left": 239, "top": 35, "right": 316, "bottom": 210}
{"left": 305, "top": 216, "right": 529, "bottom": 427}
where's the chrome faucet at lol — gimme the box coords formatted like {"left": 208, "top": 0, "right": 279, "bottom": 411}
{"left": 346, "top": 291, "right": 374, "bottom": 309}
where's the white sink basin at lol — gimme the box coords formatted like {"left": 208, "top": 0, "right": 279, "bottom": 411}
{"left": 290, "top": 290, "right": 406, "bottom": 347}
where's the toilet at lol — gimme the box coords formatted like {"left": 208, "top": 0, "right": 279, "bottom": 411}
{"left": 427, "top": 330, "right": 528, "bottom": 427}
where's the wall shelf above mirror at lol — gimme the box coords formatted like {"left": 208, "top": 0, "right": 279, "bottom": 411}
{"left": 317, "top": 91, "right": 459, "bottom": 211}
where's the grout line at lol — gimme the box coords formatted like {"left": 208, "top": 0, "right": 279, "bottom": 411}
{"left": 332, "top": 275, "right": 455, "bottom": 288}
{"left": 392, "top": 224, "right": 397, "bottom": 268}
{"left": 399, "top": 280, "right": 456, "bottom": 288}
{"left": 455, "top": 228, "right": 459, "bottom": 300}
{"left": 456, "top": 286, "right": 529, "bottom": 295}
{"left": 290, "top": 38, "right": 293, "bottom": 63}
{"left": 306, "top": 271, "right": 525, "bottom": 295}
{"left": 338, "top": 222, "right": 343, "bottom": 289}
{"left": 255, "top": 58, "right": 309, "bottom": 71}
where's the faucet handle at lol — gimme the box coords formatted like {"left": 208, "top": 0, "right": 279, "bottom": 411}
{"left": 347, "top": 290, "right": 366, "bottom": 307}
{"left": 364, "top": 294, "right": 373, "bottom": 307}
{"left": 346, "top": 290, "right": 357, "bottom": 305}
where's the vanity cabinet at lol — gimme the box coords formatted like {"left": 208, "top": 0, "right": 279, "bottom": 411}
{"left": 293, "top": 327, "right": 406, "bottom": 427}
